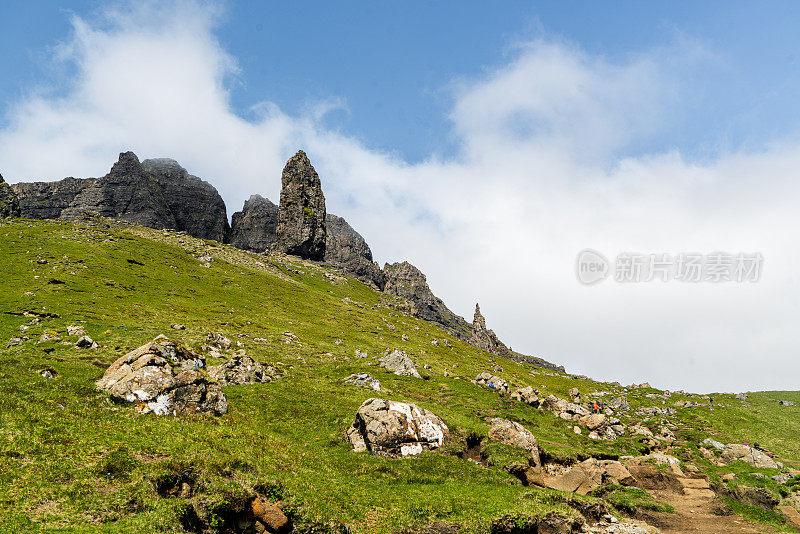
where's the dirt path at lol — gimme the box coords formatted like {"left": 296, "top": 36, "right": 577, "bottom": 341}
{"left": 641, "top": 477, "right": 784, "bottom": 533}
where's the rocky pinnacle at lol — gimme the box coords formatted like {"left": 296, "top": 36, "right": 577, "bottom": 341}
{"left": 274, "top": 150, "right": 327, "bottom": 260}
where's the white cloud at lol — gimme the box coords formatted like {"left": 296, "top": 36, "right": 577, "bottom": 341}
{"left": 1, "top": 1, "right": 798, "bottom": 392}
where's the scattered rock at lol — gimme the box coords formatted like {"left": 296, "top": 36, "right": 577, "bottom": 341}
{"left": 96, "top": 335, "right": 227, "bottom": 416}
{"left": 511, "top": 386, "right": 539, "bottom": 405}
{"left": 38, "top": 368, "right": 57, "bottom": 379}
{"left": 475, "top": 372, "right": 508, "bottom": 393}
{"left": 170, "top": 324, "right": 186, "bottom": 330}
{"left": 345, "top": 398, "right": 449, "bottom": 456}
{"left": 37, "top": 332, "right": 61, "bottom": 344}
{"left": 378, "top": 350, "right": 421, "bottom": 378}
{"left": 208, "top": 353, "right": 279, "bottom": 385}
{"left": 75, "top": 335, "right": 98, "bottom": 349}
{"left": 205, "top": 332, "right": 231, "bottom": 351}
{"left": 5, "top": 336, "right": 26, "bottom": 348}
{"left": 274, "top": 150, "right": 327, "bottom": 260}
{"left": 343, "top": 373, "right": 380, "bottom": 391}
{"left": 67, "top": 325, "right": 86, "bottom": 336}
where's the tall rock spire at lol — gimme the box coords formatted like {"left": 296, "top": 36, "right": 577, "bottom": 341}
{"left": 274, "top": 150, "right": 327, "bottom": 260}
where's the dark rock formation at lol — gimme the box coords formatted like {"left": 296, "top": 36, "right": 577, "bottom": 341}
{"left": 0, "top": 173, "right": 20, "bottom": 218}
{"left": 274, "top": 151, "right": 327, "bottom": 260}
{"left": 229, "top": 195, "right": 278, "bottom": 252}
{"left": 382, "top": 261, "right": 471, "bottom": 339}
{"left": 468, "top": 303, "right": 509, "bottom": 355}
{"left": 12, "top": 152, "right": 230, "bottom": 241}
{"left": 142, "top": 158, "right": 230, "bottom": 241}
{"left": 325, "top": 214, "right": 384, "bottom": 288}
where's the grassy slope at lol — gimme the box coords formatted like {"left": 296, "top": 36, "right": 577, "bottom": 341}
{"left": 0, "top": 218, "right": 798, "bottom": 533}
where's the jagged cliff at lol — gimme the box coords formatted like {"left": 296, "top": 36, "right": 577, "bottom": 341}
{"left": 0, "top": 173, "right": 20, "bottom": 218}
{"left": 12, "top": 152, "right": 228, "bottom": 241}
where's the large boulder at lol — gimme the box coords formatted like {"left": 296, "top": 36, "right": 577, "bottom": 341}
{"left": 274, "top": 150, "right": 327, "bottom": 260}
{"left": 382, "top": 261, "right": 471, "bottom": 339}
{"left": 12, "top": 152, "right": 230, "bottom": 242}
{"left": 721, "top": 444, "right": 780, "bottom": 469}
{"left": 0, "top": 173, "right": 20, "bottom": 218}
{"left": 488, "top": 418, "right": 541, "bottom": 467}
{"left": 325, "top": 214, "right": 384, "bottom": 288}
{"left": 346, "top": 398, "right": 449, "bottom": 456}
{"left": 378, "top": 350, "right": 421, "bottom": 378}
{"left": 229, "top": 194, "right": 279, "bottom": 252}
{"left": 141, "top": 158, "right": 230, "bottom": 242}
{"left": 96, "top": 335, "right": 227, "bottom": 416}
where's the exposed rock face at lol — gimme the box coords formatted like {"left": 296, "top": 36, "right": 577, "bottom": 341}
{"left": 141, "top": 158, "right": 230, "bottom": 241}
{"left": 325, "top": 214, "right": 384, "bottom": 288}
{"left": 229, "top": 194, "right": 279, "bottom": 252}
{"left": 0, "top": 173, "right": 20, "bottom": 218}
{"left": 468, "top": 303, "right": 509, "bottom": 354}
{"left": 345, "top": 398, "right": 449, "bottom": 456}
{"left": 382, "top": 261, "right": 471, "bottom": 338}
{"left": 274, "top": 150, "right": 327, "bottom": 260}
{"left": 96, "top": 335, "right": 227, "bottom": 416}
{"left": 12, "top": 152, "right": 229, "bottom": 241}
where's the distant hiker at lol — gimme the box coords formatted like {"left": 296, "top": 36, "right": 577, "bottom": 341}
{"left": 593, "top": 401, "right": 600, "bottom": 414}
{"left": 708, "top": 396, "right": 714, "bottom": 408}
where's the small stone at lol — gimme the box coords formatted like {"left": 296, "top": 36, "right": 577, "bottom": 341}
{"left": 75, "top": 335, "right": 98, "bottom": 349}
{"left": 170, "top": 324, "right": 186, "bottom": 330}
{"left": 251, "top": 496, "right": 290, "bottom": 533}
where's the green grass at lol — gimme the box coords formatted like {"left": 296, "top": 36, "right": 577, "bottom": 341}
{"left": 0, "top": 218, "right": 799, "bottom": 533}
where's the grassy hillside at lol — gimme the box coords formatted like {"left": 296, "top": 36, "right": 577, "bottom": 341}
{"left": 1, "top": 218, "right": 799, "bottom": 533}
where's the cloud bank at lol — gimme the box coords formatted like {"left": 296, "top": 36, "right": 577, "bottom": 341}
{"left": 2, "top": 1, "right": 799, "bottom": 392}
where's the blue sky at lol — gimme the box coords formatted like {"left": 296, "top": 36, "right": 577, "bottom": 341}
{"left": 2, "top": 2, "right": 800, "bottom": 391}
{"left": 3, "top": 1, "right": 800, "bottom": 163}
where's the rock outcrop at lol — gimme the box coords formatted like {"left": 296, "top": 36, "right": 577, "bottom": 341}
{"left": 345, "top": 398, "right": 449, "bottom": 456}
{"left": 325, "top": 214, "right": 384, "bottom": 288}
{"left": 207, "top": 353, "right": 280, "bottom": 386}
{"left": 382, "top": 261, "right": 471, "bottom": 339}
{"left": 96, "top": 335, "right": 227, "bottom": 416}
{"left": 141, "top": 158, "right": 230, "bottom": 241}
{"left": 229, "top": 194, "right": 279, "bottom": 252}
{"left": 274, "top": 150, "right": 327, "bottom": 260}
{"left": 488, "top": 418, "right": 541, "bottom": 467}
{"left": 468, "top": 303, "right": 509, "bottom": 355}
{"left": 12, "top": 152, "right": 229, "bottom": 241}
{"left": 0, "top": 173, "right": 20, "bottom": 218}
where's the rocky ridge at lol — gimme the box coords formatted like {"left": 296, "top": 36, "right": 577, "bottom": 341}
{"left": 0, "top": 173, "right": 20, "bottom": 218}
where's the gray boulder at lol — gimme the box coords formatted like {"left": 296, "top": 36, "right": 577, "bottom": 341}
{"left": 343, "top": 373, "right": 380, "bottom": 391}
{"left": 141, "top": 158, "right": 230, "bottom": 242}
{"left": 96, "top": 335, "right": 227, "bottom": 416}
{"left": 378, "top": 350, "right": 421, "bottom": 378}
{"left": 229, "top": 194, "right": 279, "bottom": 252}
{"left": 325, "top": 214, "right": 384, "bottom": 288}
{"left": 274, "top": 150, "right": 327, "bottom": 260}
{"left": 382, "top": 261, "right": 471, "bottom": 339}
{"left": 0, "top": 173, "right": 20, "bottom": 218}
{"left": 488, "top": 418, "right": 541, "bottom": 467}
{"left": 346, "top": 398, "right": 449, "bottom": 456}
